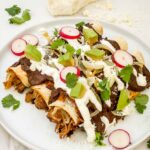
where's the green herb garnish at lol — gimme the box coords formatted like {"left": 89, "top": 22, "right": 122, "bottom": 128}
{"left": 53, "top": 28, "right": 59, "bottom": 36}
{"left": 51, "top": 39, "right": 65, "bottom": 49}
{"left": 22, "top": 9, "right": 31, "bottom": 21}
{"left": 99, "top": 78, "right": 111, "bottom": 101}
{"left": 5, "top": 5, "right": 21, "bottom": 16}
{"left": 147, "top": 139, "right": 150, "bottom": 148}
{"left": 66, "top": 73, "right": 78, "bottom": 88}
{"left": 135, "top": 94, "right": 149, "bottom": 114}
{"left": 65, "top": 44, "right": 75, "bottom": 55}
{"left": 75, "top": 21, "right": 85, "bottom": 28}
{"left": 9, "top": 9, "right": 31, "bottom": 25}
{"left": 119, "top": 65, "right": 133, "bottom": 83}
{"left": 76, "top": 49, "right": 81, "bottom": 55}
{"left": 25, "top": 44, "right": 42, "bottom": 62}
{"left": 2, "top": 94, "right": 20, "bottom": 110}
{"left": 95, "top": 132, "right": 106, "bottom": 146}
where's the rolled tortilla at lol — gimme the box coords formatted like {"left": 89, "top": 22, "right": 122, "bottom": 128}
{"left": 47, "top": 89, "right": 83, "bottom": 138}
{"left": 25, "top": 82, "right": 53, "bottom": 110}
{"left": 4, "top": 65, "right": 30, "bottom": 93}
{"left": 9, "top": 65, "right": 30, "bottom": 87}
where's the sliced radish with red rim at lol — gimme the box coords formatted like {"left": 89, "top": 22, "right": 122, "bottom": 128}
{"left": 108, "top": 129, "right": 131, "bottom": 149}
{"left": 60, "top": 26, "right": 80, "bottom": 39}
{"left": 11, "top": 39, "right": 27, "bottom": 56}
{"left": 22, "top": 34, "right": 38, "bottom": 45}
{"left": 60, "top": 66, "right": 80, "bottom": 83}
{"left": 112, "top": 50, "right": 133, "bottom": 68}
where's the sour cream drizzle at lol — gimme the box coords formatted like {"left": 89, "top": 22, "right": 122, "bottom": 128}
{"left": 30, "top": 52, "right": 102, "bottom": 142}
{"left": 101, "top": 116, "right": 116, "bottom": 132}
{"left": 84, "top": 60, "right": 124, "bottom": 91}
{"left": 100, "top": 39, "right": 116, "bottom": 53}
{"left": 133, "top": 68, "right": 147, "bottom": 86}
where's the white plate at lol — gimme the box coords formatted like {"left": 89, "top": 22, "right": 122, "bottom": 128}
{"left": 0, "top": 18, "right": 150, "bottom": 150}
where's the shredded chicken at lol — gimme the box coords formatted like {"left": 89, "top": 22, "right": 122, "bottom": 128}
{"left": 4, "top": 70, "right": 26, "bottom": 93}
{"left": 26, "top": 89, "right": 48, "bottom": 110}
{"left": 47, "top": 89, "right": 83, "bottom": 138}
{"left": 47, "top": 107, "right": 78, "bottom": 138}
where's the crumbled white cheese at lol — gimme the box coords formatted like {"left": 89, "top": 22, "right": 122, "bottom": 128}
{"left": 105, "top": 99, "right": 111, "bottom": 107}
{"left": 137, "top": 74, "right": 147, "bottom": 86}
{"left": 133, "top": 69, "right": 147, "bottom": 86}
{"left": 101, "top": 116, "right": 116, "bottom": 132}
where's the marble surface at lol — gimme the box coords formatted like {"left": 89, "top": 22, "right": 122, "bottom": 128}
{"left": 0, "top": 0, "right": 150, "bottom": 150}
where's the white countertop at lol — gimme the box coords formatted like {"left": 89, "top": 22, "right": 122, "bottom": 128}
{"left": 0, "top": 0, "right": 150, "bottom": 150}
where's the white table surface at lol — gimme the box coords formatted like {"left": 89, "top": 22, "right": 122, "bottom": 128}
{"left": 0, "top": 0, "right": 150, "bottom": 150}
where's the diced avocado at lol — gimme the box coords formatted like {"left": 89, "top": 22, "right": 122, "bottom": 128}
{"left": 83, "top": 28, "right": 98, "bottom": 45}
{"left": 117, "top": 89, "right": 129, "bottom": 111}
{"left": 70, "top": 82, "right": 86, "bottom": 98}
{"left": 85, "top": 49, "right": 105, "bottom": 60}
{"left": 58, "top": 53, "right": 74, "bottom": 66}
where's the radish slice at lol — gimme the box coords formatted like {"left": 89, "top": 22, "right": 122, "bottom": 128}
{"left": 22, "top": 34, "right": 38, "bottom": 45}
{"left": 60, "top": 26, "right": 80, "bottom": 39}
{"left": 11, "top": 39, "right": 27, "bottom": 56}
{"left": 60, "top": 66, "right": 80, "bottom": 83}
{"left": 108, "top": 129, "right": 131, "bottom": 149}
{"left": 112, "top": 50, "right": 133, "bottom": 68}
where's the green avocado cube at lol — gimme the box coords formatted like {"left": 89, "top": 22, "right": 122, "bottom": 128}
{"left": 117, "top": 89, "right": 129, "bottom": 111}
{"left": 58, "top": 53, "right": 74, "bottom": 66}
{"left": 83, "top": 28, "right": 98, "bottom": 45}
{"left": 85, "top": 49, "right": 105, "bottom": 60}
{"left": 70, "top": 83, "right": 86, "bottom": 98}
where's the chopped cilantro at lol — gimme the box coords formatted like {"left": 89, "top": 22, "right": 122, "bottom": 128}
{"left": 2, "top": 94, "right": 20, "bottom": 110}
{"left": 65, "top": 44, "right": 75, "bottom": 55}
{"left": 147, "top": 139, "right": 150, "bottom": 148}
{"left": 51, "top": 39, "right": 65, "bottom": 49}
{"left": 22, "top": 9, "right": 31, "bottom": 21}
{"left": 135, "top": 94, "right": 149, "bottom": 114}
{"left": 5, "top": 5, "right": 21, "bottom": 16}
{"left": 95, "top": 132, "right": 106, "bottom": 146}
{"left": 76, "top": 21, "right": 85, "bottom": 28}
{"left": 9, "top": 17, "right": 24, "bottom": 24}
{"left": 66, "top": 73, "right": 78, "bottom": 88}
{"left": 99, "top": 78, "right": 111, "bottom": 101}
{"left": 9, "top": 9, "right": 31, "bottom": 25}
{"left": 119, "top": 65, "right": 133, "bottom": 83}
{"left": 76, "top": 49, "right": 81, "bottom": 55}
{"left": 53, "top": 28, "right": 59, "bottom": 36}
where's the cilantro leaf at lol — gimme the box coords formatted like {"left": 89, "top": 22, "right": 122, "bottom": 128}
{"left": 22, "top": 9, "right": 31, "bottom": 21}
{"left": 147, "top": 139, "right": 150, "bottom": 148}
{"left": 5, "top": 5, "right": 21, "bottom": 16}
{"left": 9, "top": 17, "right": 25, "bottom": 24}
{"left": 65, "top": 44, "right": 75, "bottom": 54}
{"left": 135, "top": 94, "right": 149, "bottom": 114}
{"left": 76, "top": 21, "right": 85, "bottom": 28}
{"left": 54, "top": 28, "right": 59, "bottom": 36}
{"left": 95, "top": 132, "right": 106, "bottom": 146}
{"left": 99, "top": 78, "right": 111, "bottom": 101}
{"left": 9, "top": 9, "right": 31, "bottom": 25}
{"left": 119, "top": 65, "right": 133, "bottom": 83}
{"left": 76, "top": 49, "right": 81, "bottom": 55}
{"left": 51, "top": 39, "right": 65, "bottom": 49}
{"left": 2, "top": 94, "right": 20, "bottom": 110}
{"left": 66, "top": 73, "right": 78, "bottom": 88}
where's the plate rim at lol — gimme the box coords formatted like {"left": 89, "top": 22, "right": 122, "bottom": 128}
{"left": 0, "top": 17, "right": 149, "bottom": 150}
